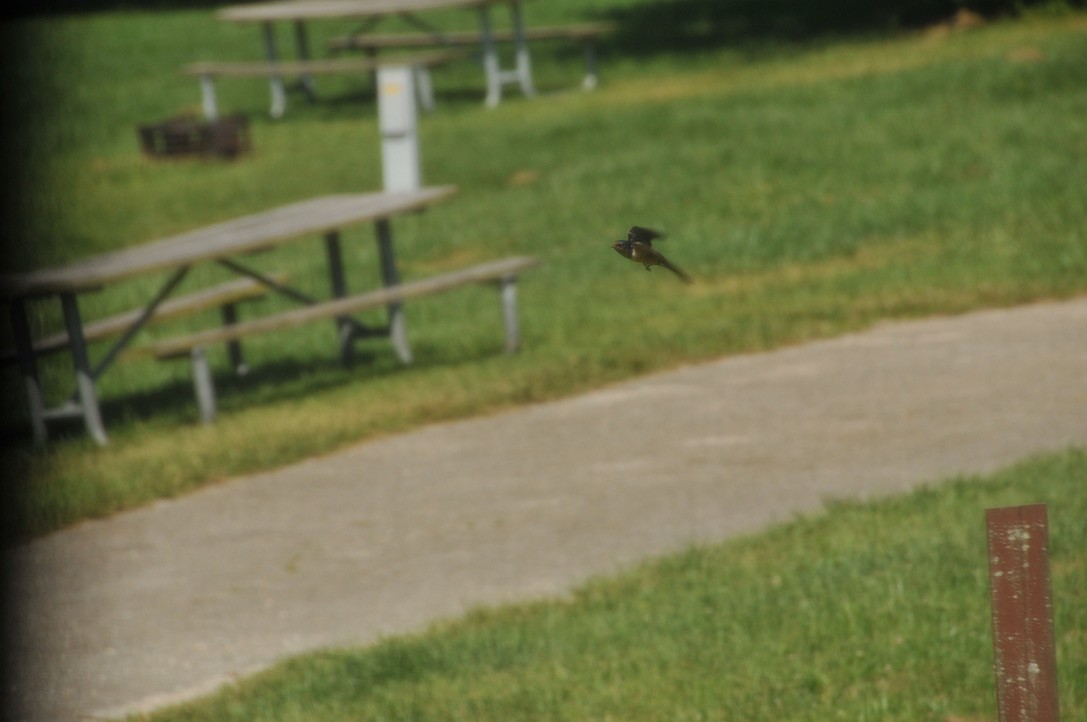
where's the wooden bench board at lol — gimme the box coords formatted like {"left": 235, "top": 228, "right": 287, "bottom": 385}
{"left": 0, "top": 274, "right": 286, "bottom": 364}
{"left": 218, "top": 0, "right": 493, "bottom": 23}
{"left": 328, "top": 21, "right": 616, "bottom": 51}
{"left": 184, "top": 50, "right": 468, "bottom": 78}
{"left": 143, "top": 256, "right": 540, "bottom": 359}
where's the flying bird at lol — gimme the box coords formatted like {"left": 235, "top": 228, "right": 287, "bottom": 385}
{"left": 611, "top": 226, "right": 693, "bottom": 284}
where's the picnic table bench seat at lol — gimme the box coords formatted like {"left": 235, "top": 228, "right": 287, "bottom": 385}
{"left": 0, "top": 274, "right": 287, "bottom": 372}
{"left": 134, "top": 256, "right": 540, "bottom": 423}
{"left": 328, "top": 21, "right": 617, "bottom": 90}
{"left": 183, "top": 49, "right": 469, "bottom": 118}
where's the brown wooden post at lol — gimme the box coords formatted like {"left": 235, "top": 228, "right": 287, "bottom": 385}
{"left": 986, "top": 503, "right": 1060, "bottom": 722}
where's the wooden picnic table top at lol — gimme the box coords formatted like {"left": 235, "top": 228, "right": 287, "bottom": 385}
{"left": 0, "top": 186, "right": 456, "bottom": 300}
{"left": 218, "top": 0, "right": 500, "bottom": 23}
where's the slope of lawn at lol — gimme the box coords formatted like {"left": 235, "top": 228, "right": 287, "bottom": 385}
{"left": 2, "top": 4, "right": 1086, "bottom": 537}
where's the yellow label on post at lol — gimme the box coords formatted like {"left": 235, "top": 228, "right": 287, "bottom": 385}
{"left": 383, "top": 83, "right": 401, "bottom": 96}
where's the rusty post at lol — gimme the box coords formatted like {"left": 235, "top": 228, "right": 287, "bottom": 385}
{"left": 986, "top": 503, "right": 1060, "bottom": 722}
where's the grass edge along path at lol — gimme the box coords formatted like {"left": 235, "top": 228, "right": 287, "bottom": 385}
{"left": 126, "top": 447, "right": 1087, "bottom": 722}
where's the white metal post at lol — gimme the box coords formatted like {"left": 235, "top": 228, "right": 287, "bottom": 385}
{"left": 377, "top": 65, "right": 421, "bottom": 192}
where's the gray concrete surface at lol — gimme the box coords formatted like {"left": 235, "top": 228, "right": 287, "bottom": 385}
{"left": 5, "top": 297, "right": 1087, "bottom": 721}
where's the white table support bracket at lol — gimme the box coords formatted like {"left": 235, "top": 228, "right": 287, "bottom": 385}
{"left": 478, "top": 1, "right": 535, "bottom": 108}
{"left": 191, "top": 346, "right": 217, "bottom": 424}
{"left": 375, "top": 218, "right": 412, "bottom": 364}
{"left": 8, "top": 298, "right": 49, "bottom": 446}
{"left": 499, "top": 274, "right": 520, "bottom": 353}
{"left": 85, "top": 266, "right": 191, "bottom": 385}
{"left": 12, "top": 265, "right": 190, "bottom": 446}
{"left": 262, "top": 21, "right": 290, "bottom": 118}
{"left": 60, "top": 293, "right": 109, "bottom": 446}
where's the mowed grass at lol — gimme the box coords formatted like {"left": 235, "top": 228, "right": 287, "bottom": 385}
{"left": 124, "top": 449, "right": 1087, "bottom": 722}
{"left": 3, "top": 5, "right": 1087, "bottom": 537}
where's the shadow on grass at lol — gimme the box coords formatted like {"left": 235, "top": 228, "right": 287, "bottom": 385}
{"left": 0, "top": 338, "right": 501, "bottom": 449}
{"left": 595, "top": 0, "right": 1053, "bottom": 56}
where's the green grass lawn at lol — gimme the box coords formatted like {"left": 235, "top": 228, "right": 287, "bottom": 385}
{"left": 123, "top": 448, "right": 1087, "bottom": 721}
{"left": 3, "top": 3, "right": 1087, "bottom": 537}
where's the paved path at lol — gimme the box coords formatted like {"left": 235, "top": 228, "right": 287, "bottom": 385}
{"left": 5, "top": 298, "right": 1087, "bottom": 721}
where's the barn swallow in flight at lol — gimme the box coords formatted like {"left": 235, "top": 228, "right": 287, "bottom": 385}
{"left": 611, "top": 226, "right": 693, "bottom": 284}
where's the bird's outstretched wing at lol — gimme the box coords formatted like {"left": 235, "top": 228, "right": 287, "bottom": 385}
{"left": 628, "top": 226, "right": 664, "bottom": 245}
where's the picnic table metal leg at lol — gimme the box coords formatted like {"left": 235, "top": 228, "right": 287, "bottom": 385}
{"left": 499, "top": 275, "right": 521, "bottom": 353}
{"left": 324, "top": 231, "right": 356, "bottom": 366}
{"left": 60, "top": 293, "right": 108, "bottom": 446}
{"left": 367, "top": 47, "right": 380, "bottom": 97}
{"left": 9, "top": 298, "right": 48, "bottom": 446}
{"left": 270, "top": 78, "right": 287, "bottom": 118}
{"left": 220, "top": 303, "right": 248, "bottom": 376}
{"left": 398, "top": 6, "right": 452, "bottom": 109}
{"left": 413, "top": 66, "right": 435, "bottom": 113}
{"left": 375, "top": 218, "right": 412, "bottom": 364}
{"left": 510, "top": 0, "right": 535, "bottom": 97}
{"left": 261, "top": 22, "right": 288, "bottom": 118}
{"left": 190, "top": 347, "right": 217, "bottom": 424}
{"left": 89, "top": 265, "right": 189, "bottom": 383}
{"left": 198, "top": 75, "right": 220, "bottom": 120}
{"left": 293, "top": 20, "right": 318, "bottom": 101}
{"left": 217, "top": 257, "right": 372, "bottom": 340}
{"left": 478, "top": 6, "right": 502, "bottom": 107}
{"left": 582, "top": 40, "right": 599, "bottom": 90}
{"left": 218, "top": 258, "right": 317, "bottom": 306}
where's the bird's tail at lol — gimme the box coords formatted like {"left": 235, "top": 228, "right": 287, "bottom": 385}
{"left": 662, "top": 259, "right": 693, "bottom": 284}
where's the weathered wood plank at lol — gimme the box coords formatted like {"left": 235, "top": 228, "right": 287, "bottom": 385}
{"left": 987, "top": 504, "right": 1061, "bottom": 722}
{"left": 329, "top": 22, "right": 617, "bottom": 51}
{"left": 0, "top": 187, "right": 456, "bottom": 298}
{"left": 184, "top": 50, "right": 466, "bottom": 78}
{"left": 143, "top": 256, "right": 539, "bottom": 359}
{"left": 219, "top": 0, "right": 493, "bottom": 23}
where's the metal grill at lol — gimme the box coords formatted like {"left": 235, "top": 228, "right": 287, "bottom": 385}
{"left": 138, "top": 113, "right": 250, "bottom": 159}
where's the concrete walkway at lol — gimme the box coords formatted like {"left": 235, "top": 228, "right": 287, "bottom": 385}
{"left": 6, "top": 298, "right": 1087, "bottom": 721}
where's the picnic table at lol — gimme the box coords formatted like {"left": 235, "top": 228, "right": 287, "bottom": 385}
{"left": 215, "top": 0, "right": 537, "bottom": 110}
{"left": 1, "top": 186, "right": 455, "bottom": 446}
